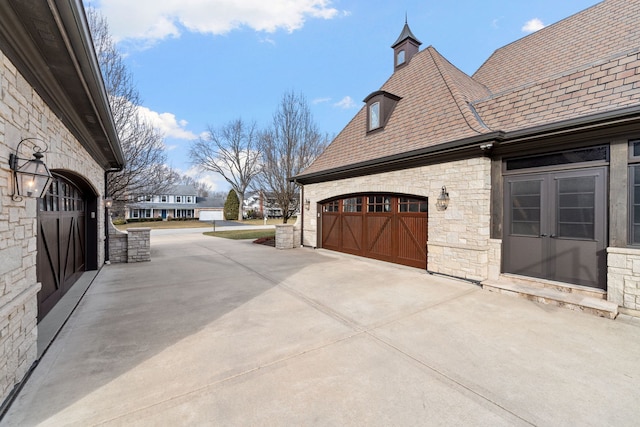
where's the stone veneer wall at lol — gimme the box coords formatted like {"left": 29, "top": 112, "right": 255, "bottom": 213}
{"left": 607, "top": 247, "right": 640, "bottom": 313}
{"left": 275, "top": 224, "right": 294, "bottom": 249}
{"left": 107, "top": 219, "right": 151, "bottom": 263}
{"left": 0, "top": 52, "right": 107, "bottom": 403}
{"left": 126, "top": 228, "right": 151, "bottom": 262}
{"left": 108, "top": 218, "right": 128, "bottom": 263}
{"left": 302, "top": 157, "right": 494, "bottom": 282}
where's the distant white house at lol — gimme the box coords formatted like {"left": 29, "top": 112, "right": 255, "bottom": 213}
{"left": 243, "top": 191, "right": 298, "bottom": 218}
{"left": 126, "top": 185, "right": 224, "bottom": 220}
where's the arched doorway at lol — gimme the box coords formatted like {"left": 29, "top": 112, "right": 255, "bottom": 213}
{"left": 320, "top": 194, "right": 428, "bottom": 269}
{"left": 37, "top": 172, "right": 98, "bottom": 320}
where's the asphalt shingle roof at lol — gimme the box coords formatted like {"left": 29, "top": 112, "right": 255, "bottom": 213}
{"left": 303, "top": 47, "right": 491, "bottom": 175}
{"left": 473, "top": 0, "right": 640, "bottom": 95}
{"left": 299, "top": 0, "right": 640, "bottom": 179}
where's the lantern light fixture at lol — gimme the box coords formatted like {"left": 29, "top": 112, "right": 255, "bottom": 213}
{"left": 304, "top": 198, "right": 311, "bottom": 210}
{"left": 9, "top": 138, "right": 53, "bottom": 201}
{"left": 436, "top": 186, "right": 449, "bottom": 211}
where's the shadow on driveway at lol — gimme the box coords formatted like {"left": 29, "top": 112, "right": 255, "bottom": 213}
{"left": 4, "top": 232, "right": 640, "bottom": 425}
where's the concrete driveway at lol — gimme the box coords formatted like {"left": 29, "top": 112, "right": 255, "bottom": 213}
{"left": 3, "top": 231, "right": 640, "bottom": 426}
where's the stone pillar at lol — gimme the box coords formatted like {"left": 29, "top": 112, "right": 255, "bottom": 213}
{"left": 275, "top": 224, "right": 294, "bottom": 249}
{"left": 127, "top": 228, "right": 151, "bottom": 262}
{"left": 107, "top": 217, "right": 128, "bottom": 263}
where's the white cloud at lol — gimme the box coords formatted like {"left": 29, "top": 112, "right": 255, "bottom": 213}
{"left": 136, "top": 106, "right": 198, "bottom": 140}
{"left": 93, "top": 0, "right": 341, "bottom": 44}
{"left": 333, "top": 96, "right": 357, "bottom": 109}
{"left": 522, "top": 18, "right": 545, "bottom": 33}
{"left": 312, "top": 97, "right": 331, "bottom": 104}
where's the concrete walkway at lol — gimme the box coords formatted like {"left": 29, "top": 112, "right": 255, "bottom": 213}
{"left": 3, "top": 231, "right": 640, "bottom": 426}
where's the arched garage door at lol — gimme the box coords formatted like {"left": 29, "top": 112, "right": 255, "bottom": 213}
{"left": 321, "top": 194, "right": 428, "bottom": 269}
{"left": 37, "top": 173, "right": 95, "bottom": 320}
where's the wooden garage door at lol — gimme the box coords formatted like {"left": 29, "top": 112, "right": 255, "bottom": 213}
{"left": 37, "top": 175, "right": 86, "bottom": 320}
{"left": 321, "top": 195, "right": 428, "bottom": 269}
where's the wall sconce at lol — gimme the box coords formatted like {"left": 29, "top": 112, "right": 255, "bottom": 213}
{"left": 9, "top": 138, "right": 53, "bottom": 201}
{"left": 436, "top": 186, "right": 449, "bottom": 211}
{"left": 104, "top": 197, "right": 113, "bottom": 209}
{"left": 304, "top": 198, "right": 311, "bottom": 210}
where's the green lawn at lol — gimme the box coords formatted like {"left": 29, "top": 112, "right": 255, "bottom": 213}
{"left": 203, "top": 229, "right": 276, "bottom": 240}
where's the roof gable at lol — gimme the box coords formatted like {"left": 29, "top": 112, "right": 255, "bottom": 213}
{"left": 297, "top": 0, "right": 640, "bottom": 183}
{"left": 303, "top": 47, "right": 490, "bottom": 176}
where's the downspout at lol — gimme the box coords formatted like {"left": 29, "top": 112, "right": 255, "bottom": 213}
{"left": 103, "top": 168, "right": 121, "bottom": 264}
{"left": 299, "top": 180, "right": 304, "bottom": 247}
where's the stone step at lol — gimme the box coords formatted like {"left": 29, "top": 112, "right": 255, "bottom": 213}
{"left": 482, "top": 279, "right": 618, "bottom": 319}
{"left": 495, "top": 273, "right": 607, "bottom": 300}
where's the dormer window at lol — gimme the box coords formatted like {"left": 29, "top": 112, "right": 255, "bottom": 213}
{"left": 396, "top": 50, "right": 405, "bottom": 66}
{"left": 369, "top": 102, "right": 380, "bottom": 130}
{"left": 364, "top": 91, "right": 402, "bottom": 133}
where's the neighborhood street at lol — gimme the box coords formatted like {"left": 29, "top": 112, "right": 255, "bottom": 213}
{"left": 3, "top": 231, "right": 640, "bottom": 426}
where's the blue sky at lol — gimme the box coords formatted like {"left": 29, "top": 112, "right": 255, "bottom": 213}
{"left": 86, "top": 0, "right": 600, "bottom": 191}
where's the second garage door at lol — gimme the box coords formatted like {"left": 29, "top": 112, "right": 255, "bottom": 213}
{"left": 321, "top": 194, "right": 428, "bottom": 269}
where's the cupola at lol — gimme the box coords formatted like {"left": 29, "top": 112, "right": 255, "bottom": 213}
{"left": 391, "top": 18, "right": 421, "bottom": 70}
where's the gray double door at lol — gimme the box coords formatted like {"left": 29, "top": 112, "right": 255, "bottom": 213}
{"left": 503, "top": 167, "right": 607, "bottom": 289}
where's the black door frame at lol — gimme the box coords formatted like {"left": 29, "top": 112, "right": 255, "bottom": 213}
{"left": 503, "top": 166, "right": 608, "bottom": 289}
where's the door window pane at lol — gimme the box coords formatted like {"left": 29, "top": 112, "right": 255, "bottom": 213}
{"left": 632, "top": 166, "right": 640, "bottom": 244}
{"left": 323, "top": 201, "right": 339, "bottom": 212}
{"left": 557, "top": 176, "right": 595, "bottom": 239}
{"left": 398, "top": 197, "right": 428, "bottom": 212}
{"left": 506, "top": 146, "right": 608, "bottom": 170}
{"left": 368, "top": 195, "right": 391, "bottom": 212}
{"left": 510, "top": 181, "right": 541, "bottom": 236}
{"left": 343, "top": 197, "right": 362, "bottom": 212}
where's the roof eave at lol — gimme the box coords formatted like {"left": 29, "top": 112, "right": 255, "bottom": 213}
{"left": 294, "top": 105, "right": 640, "bottom": 185}
{"left": 502, "top": 104, "right": 640, "bottom": 144}
{"left": 292, "top": 131, "right": 505, "bottom": 185}
{"left": 0, "top": 0, "right": 124, "bottom": 169}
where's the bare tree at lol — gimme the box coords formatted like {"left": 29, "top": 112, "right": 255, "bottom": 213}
{"left": 189, "top": 119, "right": 262, "bottom": 220}
{"left": 172, "top": 172, "right": 213, "bottom": 197}
{"left": 258, "top": 91, "right": 328, "bottom": 223}
{"left": 87, "top": 9, "right": 170, "bottom": 212}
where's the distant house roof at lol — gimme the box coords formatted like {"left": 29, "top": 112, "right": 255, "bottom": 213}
{"left": 196, "top": 195, "right": 225, "bottom": 208}
{"left": 295, "top": 0, "right": 640, "bottom": 184}
{"left": 166, "top": 185, "right": 198, "bottom": 196}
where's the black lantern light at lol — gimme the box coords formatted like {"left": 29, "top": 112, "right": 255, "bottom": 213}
{"left": 9, "top": 138, "right": 53, "bottom": 201}
{"left": 436, "top": 186, "right": 449, "bottom": 211}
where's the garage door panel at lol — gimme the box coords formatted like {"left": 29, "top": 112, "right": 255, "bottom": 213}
{"left": 366, "top": 215, "right": 393, "bottom": 259}
{"left": 342, "top": 215, "right": 363, "bottom": 253}
{"left": 321, "top": 195, "right": 427, "bottom": 269}
{"left": 38, "top": 216, "right": 60, "bottom": 306}
{"left": 397, "top": 216, "right": 428, "bottom": 267}
{"left": 321, "top": 214, "right": 340, "bottom": 250}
